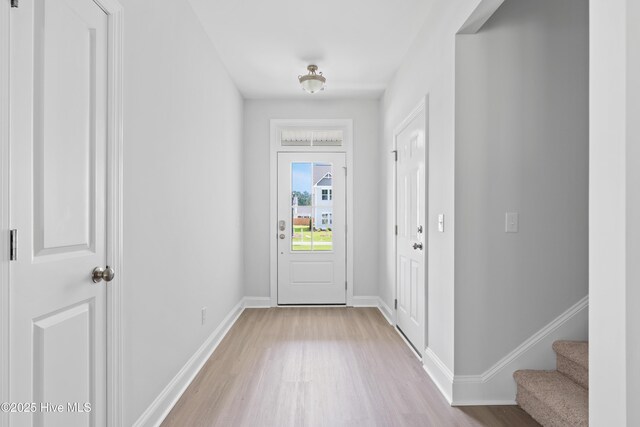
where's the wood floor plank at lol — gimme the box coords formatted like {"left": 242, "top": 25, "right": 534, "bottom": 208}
{"left": 161, "top": 308, "right": 540, "bottom": 427}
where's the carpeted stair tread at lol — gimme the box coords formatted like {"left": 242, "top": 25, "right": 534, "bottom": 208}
{"left": 514, "top": 370, "right": 588, "bottom": 427}
{"left": 552, "top": 341, "right": 588, "bottom": 370}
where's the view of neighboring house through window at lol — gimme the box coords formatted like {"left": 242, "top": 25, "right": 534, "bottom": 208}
{"left": 321, "top": 212, "right": 333, "bottom": 225}
{"left": 291, "top": 163, "right": 334, "bottom": 251}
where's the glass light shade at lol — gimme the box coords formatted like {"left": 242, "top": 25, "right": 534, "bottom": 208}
{"left": 300, "top": 77, "right": 325, "bottom": 94}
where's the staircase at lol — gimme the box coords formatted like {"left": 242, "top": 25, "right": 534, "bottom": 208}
{"left": 513, "top": 341, "right": 588, "bottom": 427}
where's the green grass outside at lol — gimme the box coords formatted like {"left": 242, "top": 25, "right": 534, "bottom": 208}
{"left": 292, "top": 225, "right": 333, "bottom": 251}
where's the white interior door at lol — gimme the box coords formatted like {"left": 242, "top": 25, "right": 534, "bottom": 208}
{"left": 396, "top": 109, "right": 426, "bottom": 355}
{"left": 10, "top": 0, "right": 109, "bottom": 425}
{"left": 277, "top": 152, "right": 346, "bottom": 304}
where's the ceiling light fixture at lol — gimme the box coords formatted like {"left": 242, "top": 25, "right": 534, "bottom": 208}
{"left": 298, "top": 65, "right": 326, "bottom": 94}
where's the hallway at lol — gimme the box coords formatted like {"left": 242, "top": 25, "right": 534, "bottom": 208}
{"left": 3, "top": 0, "right": 638, "bottom": 424}
{"left": 161, "top": 308, "right": 539, "bottom": 426}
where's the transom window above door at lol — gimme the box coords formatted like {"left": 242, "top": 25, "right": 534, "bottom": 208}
{"left": 280, "top": 130, "right": 343, "bottom": 147}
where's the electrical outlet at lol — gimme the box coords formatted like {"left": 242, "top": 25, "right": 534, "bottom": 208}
{"left": 201, "top": 307, "right": 207, "bottom": 325}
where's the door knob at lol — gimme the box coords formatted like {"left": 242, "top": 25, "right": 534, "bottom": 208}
{"left": 413, "top": 243, "right": 423, "bottom": 250}
{"left": 92, "top": 266, "right": 115, "bottom": 283}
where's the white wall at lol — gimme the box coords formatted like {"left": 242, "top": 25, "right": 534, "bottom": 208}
{"left": 120, "top": 0, "right": 244, "bottom": 425}
{"left": 628, "top": 2, "right": 640, "bottom": 422}
{"left": 590, "top": 0, "right": 640, "bottom": 424}
{"left": 243, "top": 99, "right": 380, "bottom": 298}
{"left": 454, "top": 0, "right": 588, "bottom": 375}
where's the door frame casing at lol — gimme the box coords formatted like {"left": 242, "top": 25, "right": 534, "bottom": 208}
{"left": 0, "top": 1, "right": 124, "bottom": 426}
{"left": 0, "top": 2, "right": 10, "bottom": 425}
{"left": 393, "top": 97, "right": 428, "bottom": 358}
{"left": 269, "top": 119, "right": 354, "bottom": 307}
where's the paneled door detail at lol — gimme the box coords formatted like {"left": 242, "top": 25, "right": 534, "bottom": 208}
{"left": 277, "top": 153, "right": 346, "bottom": 304}
{"left": 396, "top": 108, "right": 426, "bottom": 355}
{"left": 10, "top": 0, "right": 110, "bottom": 425}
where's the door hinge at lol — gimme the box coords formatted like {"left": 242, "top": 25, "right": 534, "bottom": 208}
{"left": 345, "top": 281, "right": 348, "bottom": 290}
{"left": 395, "top": 225, "right": 398, "bottom": 235}
{"left": 9, "top": 229, "right": 17, "bottom": 261}
{"left": 392, "top": 150, "right": 398, "bottom": 162}
{"left": 394, "top": 299, "right": 398, "bottom": 310}
{"left": 11, "top": 0, "right": 18, "bottom": 8}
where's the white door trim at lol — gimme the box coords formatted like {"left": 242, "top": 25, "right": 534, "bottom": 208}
{"left": 270, "top": 119, "right": 354, "bottom": 307}
{"left": 393, "top": 96, "right": 428, "bottom": 357}
{"left": 0, "top": 2, "right": 10, "bottom": 426}
{"left": 101, "top": 0, "right": 124, "bottom": 425}
{"left": 0, "top": 1, "right": 124, "bottom": 426}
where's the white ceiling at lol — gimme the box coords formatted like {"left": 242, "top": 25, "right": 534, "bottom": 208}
{"left": 186, "top": 0, "right": 433, "bottom": 99}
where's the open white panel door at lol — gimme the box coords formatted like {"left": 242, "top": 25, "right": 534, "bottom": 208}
{"left": 10, "top": 0, "right": 110, "bottom": 425}
{"left": 396, "top": 107, "right": 426, "bottom": 356}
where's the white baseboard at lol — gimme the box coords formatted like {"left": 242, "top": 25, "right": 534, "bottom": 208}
{"left": 133, "top": 299, "right": 246, "bottom": 427}
{"left": 423, "top": 347, "right": 454, "bottom": 404}
{"left": 352, "top": 296, "right": 380, "bottom": 307}
{"left": 243, "top": 296, "right": 271, "bottom": 308}
{"left": 451, "top": 295, "right": 589, "bottom": 406}
{"left": 377, "top": 297, "right": 394, "bottom": 325}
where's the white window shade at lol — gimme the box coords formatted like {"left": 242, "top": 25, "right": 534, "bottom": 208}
{"left": 281, "top": 130, "right": 343, "bottom": 147}
{"left": 281, "top": 130, "right": 312, "bottom": 146}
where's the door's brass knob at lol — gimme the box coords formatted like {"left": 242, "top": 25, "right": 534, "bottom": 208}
{"left": 92, "top": 266, "right": 115, "bottom": 283}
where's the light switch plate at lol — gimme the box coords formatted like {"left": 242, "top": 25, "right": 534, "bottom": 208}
{"left": 438, "top": 214, "right": 445, "bottom": 233}
{"left": 505, "top": 212, "right": 519, "bottom": 233}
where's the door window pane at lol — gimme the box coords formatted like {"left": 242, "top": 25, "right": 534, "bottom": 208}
{"left": 291, "top": 213, "right": 312, "bottom": 251}
{"left": 291, "top": 162, "right": 334, "bottom": 252}
{"left": 311, "top": 207, "right": 333, "bottom": 251}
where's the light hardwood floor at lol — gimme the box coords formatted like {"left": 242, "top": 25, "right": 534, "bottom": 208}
{"left": 162, "top": 308, "right": 539, "bottom": 427}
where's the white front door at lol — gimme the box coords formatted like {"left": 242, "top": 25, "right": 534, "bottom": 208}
{"left": 396, "top": 109, "right": 426, "bottom": 355}
{"left": 10, "top": 0, "right": 109, "bottom": 425}
{"left": 277, "top": 152, "right": 346, "bottom": 304}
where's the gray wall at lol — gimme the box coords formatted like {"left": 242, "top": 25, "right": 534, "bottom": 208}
{"left": 455, "top": 0, "right": 589, "bottom": 374}
{"left": 121, "top": 0, "right": 244, "bottom": 424}
{"left": 243, "top": 99, "right": 380, "bottom": 298}
{"left": 380, "top": 0, "right": 479, "bottom": 372}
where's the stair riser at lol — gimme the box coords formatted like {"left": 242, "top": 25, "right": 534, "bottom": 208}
{"left": 557, "top": 354, "right": 588, "bottom": 389}
{"left": 516, "top": 385, "right": 579, "bottom": 427}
